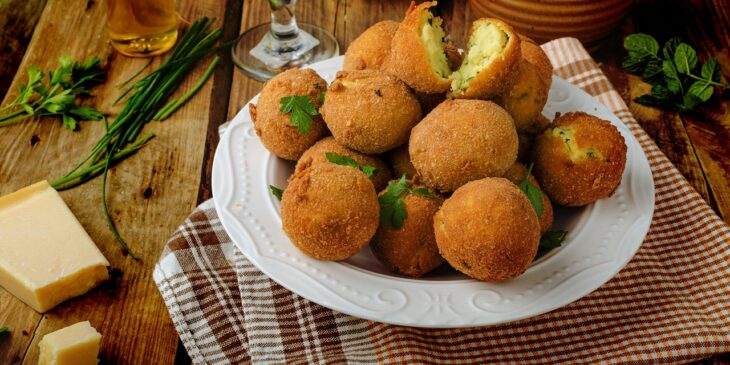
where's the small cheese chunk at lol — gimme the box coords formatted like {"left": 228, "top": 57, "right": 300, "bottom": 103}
{"left": 0, "top": 181, "right": 109, "bottom": 313}
{"left": 38, "top": 321, "right": 102, "bottom": 365}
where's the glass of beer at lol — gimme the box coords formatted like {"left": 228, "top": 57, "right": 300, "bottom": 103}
{"left": 106, "top": 0, "right": 178, "bottom": 57}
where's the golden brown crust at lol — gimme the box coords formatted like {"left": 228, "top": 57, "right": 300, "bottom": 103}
{"left": 281, "top": 164, "right": 379, "bottom": 260}
{"left": 434, "top": 178, "right": 540, "bottom": 282}
{"left": 320, "top": 69, "right": 422, "bottom": 154}
{"left": 371, "top": 186, "right": 445, "bottom": 277}
{"left": 295, "top": 136, "right": 393, "bottom": 191}
{"left": 409, "top": 99, "right": 518, "bottom": 192}
{"left": 343, "top": 20, "right": 400, "bottom": 71}
{"left": 495, "top": 59, "right": 550, "bottom": 132}
{"left": 381, "top": 1, "right": 451, "bottom": 93}
{"left": 532, "top": 112, "right": 627, "bottom": 207}
{"left": 249, "top": 68, "right": 328, "bottom": 161}
{"left": 449, "top": 18, "right": 522, "bottom": 99}
{"left": 502, "top": 162, "right": 554, "bottom": 235}
{"left": 386, "top": 144, "right": 418, "bottom": 180}
{"left": 519, "top": 35, "right": 553, "bottom": 84}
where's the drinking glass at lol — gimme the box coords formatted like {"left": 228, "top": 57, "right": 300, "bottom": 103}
{"left": 106, "top": 0, "right": 178, "bottom": 57}
{"left": 232, "top": 0, "right": 339, "bottom": 81}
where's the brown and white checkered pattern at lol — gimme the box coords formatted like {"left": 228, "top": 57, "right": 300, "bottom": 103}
{"left": 154, "top": 38, "right": 730, "bottom": 364}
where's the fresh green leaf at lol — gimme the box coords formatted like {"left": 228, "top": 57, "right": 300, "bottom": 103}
{"left": 270, "top": 185, "right": 283, "bottom": 200}
{"left": 539, "top": 230, "right": 567, "bottom": 250}
{"left": 517, "top": 163, "right": 544, "bottom": 218}
{"left": 318, "top": 91, "right": 326, "bottom": 104}
{"left": 623, "top": 33, "right": 659, "bottom": 59}
{"left": 360, "top": 164, "right": 379, "bottom": 178}
{"left": 673, "top": 43, "right": 698, "bottom": 74}
{"left": 662, "top": 37, "right": 681, "bottom": 60}
{"left": 701, "top": 58, "right": 721, "bottom": 82}
{"left": 62, "top": 114, "right": 78, "bottom": 130}
{"left": 0, "top": 327, "right": 8, "bottom": 335}
{"left": 279, "top": 95, "right": 318, "bottom": 135}
{"left": 325, "top": 152, "right": 379, "bottom": 178}
{"left": 687, "top": 80, "right": 713, "bottom": 102}
{"left": 662, "top": 60, "right": 682, "bottom": 94}
{"left": 378, "top": 174, "right": 434, "bottom": 229}
{"left": 682, "top": 92, "right": 704, "bottom": 111}
{"left": 641, "top": 59, "right": 663, "bottom": 80}
{"left": 70, "top": 106, "right": 104, "bottom": 120}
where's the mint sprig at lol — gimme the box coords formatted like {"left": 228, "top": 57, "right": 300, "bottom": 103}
{"left": 622, "top": 33, "right": 728, "bottom": 112}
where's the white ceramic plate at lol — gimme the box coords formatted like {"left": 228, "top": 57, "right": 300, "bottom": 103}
{"left": 212, "top": 56, "right": 655, "bottom": 328}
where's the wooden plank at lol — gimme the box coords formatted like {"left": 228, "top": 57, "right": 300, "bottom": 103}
{"left": 0, "top": 0, "right": 227, "bottom": 364}
{"left": 0, "top": 0, "right": 47, "bottom": 100}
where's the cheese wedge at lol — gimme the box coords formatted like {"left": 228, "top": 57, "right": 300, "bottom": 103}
{"left": 38, "top": 321, "right": 102, "bottom": 365}
{"left": 0, "top": 181, "right": 109, "bottom": 313}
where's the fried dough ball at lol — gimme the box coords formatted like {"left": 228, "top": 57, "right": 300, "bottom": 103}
{"left": 382, "top": 1, "right": 452, "bottom": 93}
{"left": 371, "top": 185, "right": 445, "bottom": 277}
{"left": 249, "top": 68, "right": 328, "bottom": 161}
{"left": 295, "top": 136, "right": 392, "bottom": 191}
{"left": 409, "top": 99, "right": 518, "bottom": 192}
{"left": 386, "top": 145, "right": 418, "bottom": 180}
{"left": 434, "top": 178, "right": 540, "bottom": 282}
{"left": 343, "top": 20, "right": 400, "bottom": 71}
{"left": 520, "top": 36, "right": 553, "bottom": 83}
{"left": 502, "top": 162, "right": 554, "bottom": 235}
{"left": 281, "top": 164, "right": 379, "bottom": 260}
{"left": 450, "top": 18, "right": 521, "bottom": 99}
{"left": 321, "top": 70, "right": 422, "bottom": 154}
{"left": 532, "top": 112, "right": 627, "bottom": 207}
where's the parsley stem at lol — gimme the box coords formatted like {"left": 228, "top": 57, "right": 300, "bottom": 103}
{"left": 0, "top": 109, "right": 27, "bottom": 124}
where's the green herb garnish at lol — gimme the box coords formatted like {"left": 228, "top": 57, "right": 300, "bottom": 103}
{"left": 0, "top": 56, "right": 104, "bottom": 130}
{"left": 50, "top": 17, "right": 222, "bottom": 259}
{"left": 270, "top": 185, "right": 283, "bottom": 200}
{"left": 539, "top": 230, "right": 567, "bottom": 250}
{"left": 379, "top": 175, "right": 433, "bottom": 229}
{"left": 517, "top": 163, "right": 544, "bottom": 218}
{"left": 325, "top": 152, "right": 378, "bottom": 178}
{"left": 0, "top": 327, "right": 8, "bottom": 335}
{"left": 280, "top": 95, "right": 318, "bottom": 135}
{"left": 622, "top": 33, "right": 728, "bottom": 112}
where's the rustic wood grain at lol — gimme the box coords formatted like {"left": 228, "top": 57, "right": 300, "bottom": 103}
{"left": 0, "top": 0, "right": 227, "bottom": 364}
{"left": 0, "top": 0, "right": 47, "bottom": 100}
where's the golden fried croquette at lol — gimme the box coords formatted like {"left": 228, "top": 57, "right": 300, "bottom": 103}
{"left": 502, "top": 162, "right": 554, "bottom": 235}
{"left": 321, "top": 70, "right": 422, "bottom": 154}
{"left": 382, "top": 1, "right": 452, "bottom": 93}
{"left": 434, "top": 178, "right": 540, "bottom": 282}
{"left": 386, "top": 145, "right": 418, "bottom": 180}
{"left": 281, "top": 164, "right": 379, "bottom": 260}
{"left": 295, "top": 136, "right": 392, "bottom": 191}
{"left": 449, "top": 18, "right": 521, "bottom": 99}
{"left": 532, "top": 112, "right": 627, "bottom": 207}
{"left": 343, "top": 20, "right": 400, "bottom": 71}
{"left": 496, "top": 59, "right": 549, "bottom": 133}
{"left": 371, "top": 185, "right": 445, "bottom": 277}
{"left": 409, "top": 99, "right": 518, "bottom": 192}
{"left": 520, "top": 36, "right": 553, "bottom": 83}
{"left": 249, "top": 68, "right": 328, "bottom": 161}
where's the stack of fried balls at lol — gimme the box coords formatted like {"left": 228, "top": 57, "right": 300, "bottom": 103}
{"left": 249, "top": 1, "right": 627, "bottom": 282}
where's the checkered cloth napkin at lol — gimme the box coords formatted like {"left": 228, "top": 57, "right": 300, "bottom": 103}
{"left": 154, "top": 37, "right": 730, "bottom": 364}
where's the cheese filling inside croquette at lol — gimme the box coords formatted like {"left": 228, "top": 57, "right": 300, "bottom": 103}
{"left": 551, "top": 127, "right": 603, "bottom": 160}
{"left": 419, "top": 13, "right": 451, "bottom": 79}
{"left": 451, "top": 22, "right": 509, "bottom": 91}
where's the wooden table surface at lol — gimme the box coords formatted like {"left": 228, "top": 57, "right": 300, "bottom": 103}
{"left": 0, "top": 0, "right": 727, "bottom": 364}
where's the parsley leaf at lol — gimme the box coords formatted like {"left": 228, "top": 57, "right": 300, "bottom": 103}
{"left": 622, "top": 34, "right": 729, "bottom": 113}
{"left": 0, "top": 56, "right": 105, "bottom": 130}
{"left": 270, "top": 185, "right": 284, "bottom": 200}
{"left": 379, "top": 175, "right": 434, "bottom": 229}
{"left": 517, "top": 163, "right": 544, "bottom": 219}
{"left": 539, "top": 230, "right": 567, "bottom": 250}
{"left": 325, "top": 152, "right": 379, "bottom": 178}
{"left": 279, "top": 95, "right": 319, "bottom": 135}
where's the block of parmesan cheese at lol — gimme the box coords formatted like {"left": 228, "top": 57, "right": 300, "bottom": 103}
{"left": 0, "top": 181, "right": 109, "bottom": 313}
{"left": 38, "top": 321, "right": 102, "bottom": 365}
